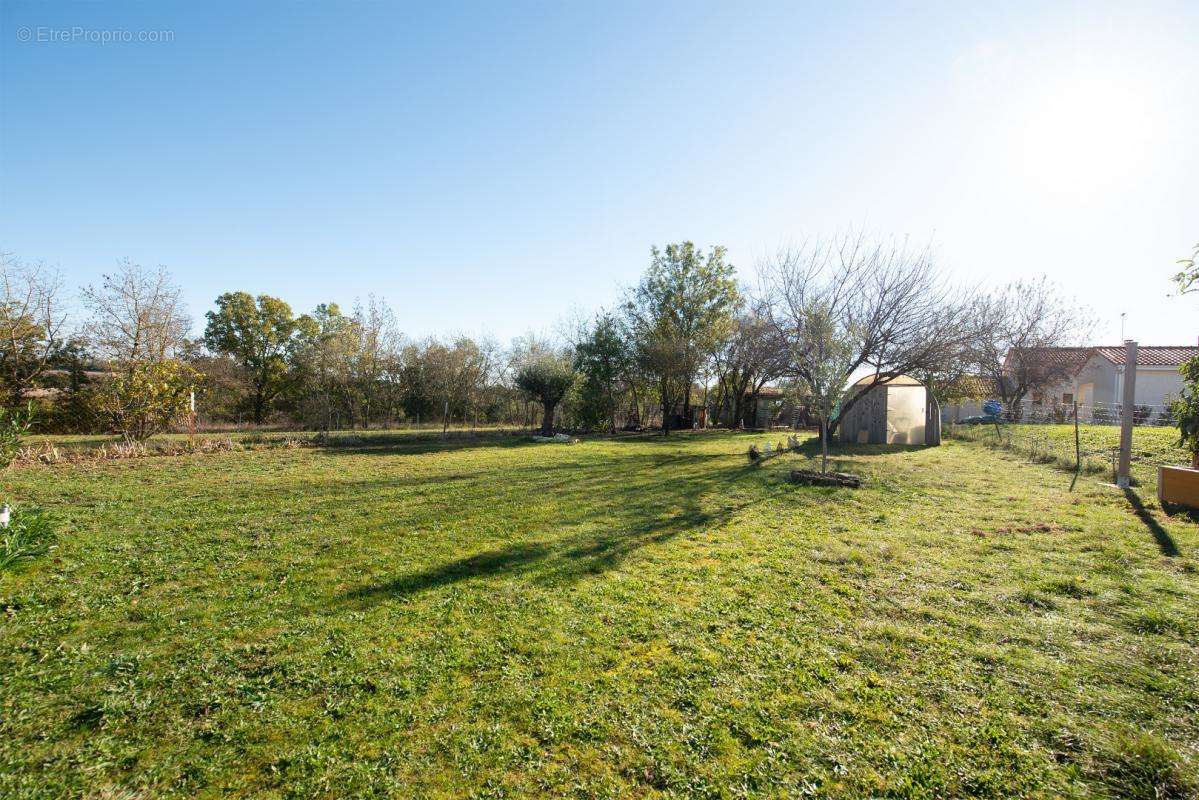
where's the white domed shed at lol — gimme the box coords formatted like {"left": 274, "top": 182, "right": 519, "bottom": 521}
{"left": 839, "top": 374, "right": 941, "bottom": 446}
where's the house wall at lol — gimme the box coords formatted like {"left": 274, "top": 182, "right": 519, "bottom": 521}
{"left": 1017, "top": 355, "right": 1181, "bottom": 422}
{"left": 1121, "top": 367, "right": 1183, "bottom": 413}
{"left": 1076, "top": 357, "right": 1117, "bottom": 406}
{"left": 941, "top": 398, "right": 984, "bottom": 423}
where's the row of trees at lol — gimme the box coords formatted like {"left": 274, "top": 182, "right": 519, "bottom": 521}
{"left": 1, "top": 237, "right": 1097, "bottom": 447}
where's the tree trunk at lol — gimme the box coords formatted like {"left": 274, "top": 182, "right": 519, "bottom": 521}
{"left": 608, "top": 385, "right": 617, "bottom": 434}
{"left": 820, "top": 419, "right": 829, "bottom": 474}
{"left": 1192, "top": 451, "right": 1199, "bottom": 470}
{"left": 661, "top": 377, "right": 671, "bottom": 436}
{"left": 541, "top": 400, "right": 555, "bottom": 435}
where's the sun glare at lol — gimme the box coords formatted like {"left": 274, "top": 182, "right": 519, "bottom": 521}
{"left": 1016, "top": 73, "right": 1158, "bottom": 195}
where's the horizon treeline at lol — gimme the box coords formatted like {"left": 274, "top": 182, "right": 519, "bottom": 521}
{"left": 1, "top": 236, "right": 1095, "bottom": 440}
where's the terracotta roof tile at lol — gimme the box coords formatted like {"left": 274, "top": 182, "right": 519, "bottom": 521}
{"left": 1093, "top": 346, "right": 1199, "bottom": 367}
{"left": 1009, "top": 345, "right": 1199, "bottom": 373}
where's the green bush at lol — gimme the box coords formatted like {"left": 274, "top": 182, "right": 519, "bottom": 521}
{"left": 0, "top": 403, "right": 35, "bottom": 469}
{"left": 1173, "top": 356, "right": 1199, "bottom": 468}
{"left": 92, "top": 360, "right": 197, "bottom": 442}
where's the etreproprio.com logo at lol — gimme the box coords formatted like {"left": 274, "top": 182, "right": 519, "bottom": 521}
{"left": 15, "top": 26, "right": 175, "bottom": 44}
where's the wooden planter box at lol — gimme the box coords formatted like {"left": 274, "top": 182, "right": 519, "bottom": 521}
{"left": 1159, "top": 465, "right": 1199, "bottom": 509}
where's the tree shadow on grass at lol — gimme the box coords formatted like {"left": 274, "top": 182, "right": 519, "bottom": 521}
{"left": 315, "top": 433, "right": 536, "bottom": 458}
{"left": 338, "top": 460, "right": 765, "bottom": 605}
{"left": 316, "top": 428, "right": 759, "bottom": 459}
{"left": 1123, "top": 488, "right": 1180, "bottom": 557}
{"left": 788, "top": 436, "right": 929, "bottom": 459}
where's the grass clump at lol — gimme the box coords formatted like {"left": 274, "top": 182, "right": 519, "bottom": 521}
{"left": 0, "top": 505, "right": 53, "bottom": 571}
{"left": 1127, "top": 609, "right": 1191, "bottom": 636}
{"left": 1096, "top": 730, "right": 1196, "bottom": 800}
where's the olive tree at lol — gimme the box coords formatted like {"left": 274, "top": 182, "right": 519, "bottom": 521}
{"left": 515, "top": 354, "right": 576, "bottom": 435}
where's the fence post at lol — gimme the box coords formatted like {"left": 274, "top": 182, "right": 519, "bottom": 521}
{"left": 1079, "top": 400, "right": 1088, "bottom": 474}
{"left": 1116, "top": 340, "right": 1137, "bottom": 488}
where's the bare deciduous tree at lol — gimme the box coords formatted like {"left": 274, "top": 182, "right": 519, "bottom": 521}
{"left": 0, "top": 252, "right": 67, "bottom": 404}
{"left": 82, "top": 260, "right": 191, "bottom": 367}
{"left": 760, "top": 234, "right": 970, "bottom": 445}
{"left": 711, "top": 304, "right": 790, "bottom": 428}
{"left": 968, "top": 277, "right": 1093, "bottom": 418}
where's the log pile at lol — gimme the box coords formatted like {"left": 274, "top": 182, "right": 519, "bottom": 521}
{"left": 788, "top": 469, "right": 861, "bottom": 488}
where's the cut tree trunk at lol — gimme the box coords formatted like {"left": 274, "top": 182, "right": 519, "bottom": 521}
{"left": 541, "top": 401, "right": 555, "bottom": 436}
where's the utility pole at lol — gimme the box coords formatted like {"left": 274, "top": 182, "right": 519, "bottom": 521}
{"left": 1116, "top": 340, "right": 1137, "bottom": 489}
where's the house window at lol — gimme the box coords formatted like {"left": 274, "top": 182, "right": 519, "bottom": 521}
{"left": 1032, "top": 392, "right": 1044, "bottom": 406}
{"left": 1062, "top": 393, "right": 1073, "bottom": 404}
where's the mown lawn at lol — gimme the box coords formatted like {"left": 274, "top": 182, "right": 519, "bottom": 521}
{"left": 2, "top": 432, "right": 1197, "bottom": 798}
{"left": 948, "top": 422, "right": 1184, "bottom": 493}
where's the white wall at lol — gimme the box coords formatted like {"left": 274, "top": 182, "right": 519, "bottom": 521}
{"left": 941, "top": 398, "right": 984, "bottom": 422}
{"left": 1125, "top": 367, "right": 1183, "bottom": 410}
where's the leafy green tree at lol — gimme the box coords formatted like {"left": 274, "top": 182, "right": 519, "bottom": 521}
{"left": 290, "top": 303, "right": 362, "bottom": 429}
{"left": 91, "top": 360, "right": 197, "bottom": 442}
{"left": 1173, "top": 356, "right": 1199, "bottom": 469}
{"left": 204, "top": 292, "right": 301, "bottom": 424}
{"left": 572, "top": 313, "right": 631, "bottom": 433}
{"left": 515, "top": 355, "right": 576, "bottom": 435}
{"left": 624, "top": 243, "right": 739, "bottom": 434}
{"left": 1174, "top": 243, "right": 1199, "bottom": 296}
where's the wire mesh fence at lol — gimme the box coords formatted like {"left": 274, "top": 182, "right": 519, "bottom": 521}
{"left": 945, "top": 401, "right": 1186, "bottom": 492}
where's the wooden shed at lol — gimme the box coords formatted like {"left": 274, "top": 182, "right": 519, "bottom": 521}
{"left": 838, "top": 375, "right": 941, "bottom": 446}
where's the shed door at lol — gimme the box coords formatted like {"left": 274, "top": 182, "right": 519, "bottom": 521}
{"left": 886, "top": 386, "right": 926, "bottom": 444}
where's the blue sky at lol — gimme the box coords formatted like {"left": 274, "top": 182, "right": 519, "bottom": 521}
{"left": 2, "top": 1, "right": 1196, "bottom": 345}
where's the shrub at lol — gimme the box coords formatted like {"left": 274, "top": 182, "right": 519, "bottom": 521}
{"left": 91, "top": 360, "right": 197, "bottom": 442}
{"left": 0, "top": 403, "right": 35, "bottom": 469}
{"left": 1173, "top": 356, "right": 1199, "bottom": 469}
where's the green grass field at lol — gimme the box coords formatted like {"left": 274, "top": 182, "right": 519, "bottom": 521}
{"left": 2, "top": 432, "right": 1197, "bottom": 798}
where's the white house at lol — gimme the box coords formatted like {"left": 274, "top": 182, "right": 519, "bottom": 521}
{"left": 1016, "top": 345, "right": 1198, "bottom": 423}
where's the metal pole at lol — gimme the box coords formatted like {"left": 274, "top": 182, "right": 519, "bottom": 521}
{"left": 1116, "top": 340, "right": 1137, "bottom": 488}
